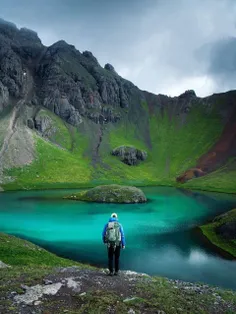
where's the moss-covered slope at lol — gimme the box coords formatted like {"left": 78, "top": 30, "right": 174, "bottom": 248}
{"left": 2, "top": 93, "right": 236, "bottom": 194}
{"left": 200, "top": 209, "right": 236, "bottom": 257}
{"left": 65, "top": 184, "right": 147, "bottom": 203}
{"left": 0, "top": 232, "right": 82, "bottom": 267}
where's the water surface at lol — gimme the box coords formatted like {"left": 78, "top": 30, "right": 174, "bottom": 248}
{"left": 0, "top": 186, "right": 236, "bottom": 289}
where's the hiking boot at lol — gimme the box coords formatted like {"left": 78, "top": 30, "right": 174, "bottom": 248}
{"left": 114, "top": 271, "right": 119, "bottom": 276}
{"left": 108, "top": 271, "right": 113, "bottom": 276}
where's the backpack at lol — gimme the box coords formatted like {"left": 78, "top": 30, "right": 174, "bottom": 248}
{"left": 106, "top": 221, "right": 121, "bottom": 246}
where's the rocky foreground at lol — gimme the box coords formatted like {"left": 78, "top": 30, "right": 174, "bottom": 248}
{"left": 1, "top": 265, "right": 236, "bottom": 314}
{"left": 1, "top": 233, "right": 236, "bottom": 313}
{"left": 65, "top": 185, "right": 147, "bottom": 203}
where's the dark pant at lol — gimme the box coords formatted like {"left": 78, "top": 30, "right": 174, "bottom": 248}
{"left": 108, "top": 245, "right": 121, "bottom": 273}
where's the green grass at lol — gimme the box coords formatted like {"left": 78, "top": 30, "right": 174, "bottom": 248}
{"left": 200, "top": 209, "right": 236, "bottom": 257}
{"left": 185, "top": 159, "right": 236, "bottom": 194}
{"left": 2, "top": 102, "right": 236, "bottom": 194}
{"left": 36, "top": 109, "right": 72, "bottom": 150}
{"left": 148, "top": 104, "right": 223, "bottom": 181}
{"left": 3, "top": 129, "right": 92, "bottom": 190}
{"left": 93, "top": 103, "right": 225, "bottom": 189}
{"left": 135, "top": 278, "right": 216, "bottom": 314}
{"left": 0, "top": 232, "right": 85, "bottom": 267}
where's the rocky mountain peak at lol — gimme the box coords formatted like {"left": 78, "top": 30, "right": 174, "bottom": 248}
{"left": 47, "top": 40, "right": 77, "bottom": 56}
{"left": 179, "top": 89, "right": 197, "bottom": 99}
{"left": 0, "top": 18, "right": 18, "bottom": 39}
{"left": 18, "top": 27, "right": 42, "bottom": 45}
{"left": 0, "top": 20, "right": 137, "bottom": 126}
{"left": 82, "top": 51, "right": 99, "bottom": 66}
{"left": 0, "top": 18, "right": 17, "bottom": 29}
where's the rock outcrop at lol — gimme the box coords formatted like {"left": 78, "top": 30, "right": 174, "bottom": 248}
{"left": 0, "top": 260, "right": 10, "bottom": 268}
{"left": 200, "top": 208, "right": 236, "bottom": 257}
{"left": 111, "top": 146, "right": 147, "bottom": 165}
{"left": 176, "top": 168, "right": 206, "bottom": 183}
{"left": 0, "top": 18, "right": 133, "bottom": 127}
{"left": 0, "top": 81, "right": 9, "bottom": 112}
{"left": 65, "top": 184, "right": 147, "bottom": 203}
{"left": 214, "top": 209, "right": 236, "bottom": 240}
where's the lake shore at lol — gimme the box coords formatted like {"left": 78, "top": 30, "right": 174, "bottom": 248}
{"left": 199, "top": 209, "right": 236, "bottom": 258}
{"left": 1, "top": 233, "right": 236, "bottom": 314}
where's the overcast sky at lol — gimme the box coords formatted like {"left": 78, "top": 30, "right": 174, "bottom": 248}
{"left": 1, "top": 0, "right": 236, "bottom": 97}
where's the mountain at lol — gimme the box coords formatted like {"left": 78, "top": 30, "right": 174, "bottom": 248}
{"left": 0, "top": 18, "right": 236, "bottom": 193}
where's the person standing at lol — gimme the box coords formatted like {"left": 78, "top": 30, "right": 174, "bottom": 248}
{"left": 102, "top": 213, "right": 126, "bottom": 276}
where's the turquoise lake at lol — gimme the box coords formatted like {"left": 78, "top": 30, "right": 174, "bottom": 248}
{"left": 0, "top": 186, "right": 236, "bottom": 289}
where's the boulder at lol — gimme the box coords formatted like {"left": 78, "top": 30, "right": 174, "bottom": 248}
{"left": 82, "top": 51, "right": 99, "bottom": 65}
{"left": 35, "top": 112, "right": 54, "bottom": 134}
{"left": 27, "top": 118, "right": 35, "bottom": 129}
{"left": 111, "top": 146, "right": 147, "bottom": 165}
{"left": 104, "top": 63, "right": 115, "bottom": 72}
{"left": 65, "top": 184, "right": 147, "bottom": 203}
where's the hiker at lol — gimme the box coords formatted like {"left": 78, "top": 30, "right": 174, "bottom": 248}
{"left": 102, "top": 213, "right": 126, "bottom": 276}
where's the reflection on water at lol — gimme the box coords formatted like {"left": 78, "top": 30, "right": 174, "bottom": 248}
{"left": 0, "top": 186, "right": 236, "bottom": 289}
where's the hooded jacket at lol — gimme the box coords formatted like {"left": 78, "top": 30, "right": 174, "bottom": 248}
{"left": 102, "top": 217, "right": 126, "bottom": 247}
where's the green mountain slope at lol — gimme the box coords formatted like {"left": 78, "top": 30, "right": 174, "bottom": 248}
{"left": 0, "top": 19, "right": 236, "bottom": 193}
{"left": 2, "top": 97, "right": 235, "bottom": 193}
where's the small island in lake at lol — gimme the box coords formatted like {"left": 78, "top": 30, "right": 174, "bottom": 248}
{"left": 64, "top": 184, "right": 147, "bottom": 203}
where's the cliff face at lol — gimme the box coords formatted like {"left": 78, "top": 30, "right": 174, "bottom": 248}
{"left": 0, "top": 18, "right": 236, "bottom": 192}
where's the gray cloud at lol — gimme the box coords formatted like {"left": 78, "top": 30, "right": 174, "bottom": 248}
{"left": 198, "top": 37, "right": 236, "bottom": 91}
{"left": 1, "top": 0, "right": 236, "bottom": 97}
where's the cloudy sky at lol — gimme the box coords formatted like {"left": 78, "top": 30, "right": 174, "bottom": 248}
{"left": 1, "top": 0, "right": 236, "bottom": 97}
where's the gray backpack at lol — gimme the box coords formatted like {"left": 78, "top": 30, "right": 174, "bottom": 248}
{"left": 106, "top": 221, "right": 121, "bottom": 246}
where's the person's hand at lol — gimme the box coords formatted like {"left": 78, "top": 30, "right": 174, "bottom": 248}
{"left": 122, "top": 246, "right": 125, "bottom": 250}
